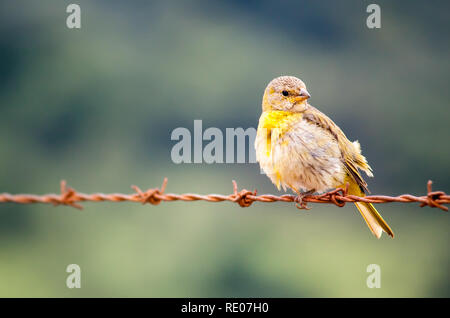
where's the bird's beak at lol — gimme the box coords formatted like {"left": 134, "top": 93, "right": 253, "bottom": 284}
{"left": 299, "top": 88, "right": 311, "bottom": 99}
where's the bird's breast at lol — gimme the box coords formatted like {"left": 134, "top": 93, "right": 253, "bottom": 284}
{"left": 259, "top": 110, "right": 302, "bottom": 131}
{"left": 257, "top": 111, "right": 303, "bottom": 156}
{"left": 255, "top": 110, "right": 345, "bottom": 192}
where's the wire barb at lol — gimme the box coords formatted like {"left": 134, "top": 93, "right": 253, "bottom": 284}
{"left": 231, "top": 180, "right": 257, "bottom": 207}
{"left": 55, "top": 180, "right": 83, "bottom": 210}
{"left": 132, "top": 178, "right": 168, "bottom": 205}
{"left": 0, "top": 179, "right": 448, "bottom": 212}
{"left": 420, "top": 180, "right": 447, "bottom": 211}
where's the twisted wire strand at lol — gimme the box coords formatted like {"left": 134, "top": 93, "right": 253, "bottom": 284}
{"left": 0, "top": 179, "right": 448, "bottom": 212}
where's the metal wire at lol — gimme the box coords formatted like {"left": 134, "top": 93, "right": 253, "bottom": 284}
{"left": 0, "top": 179, "right": 448, "bottom": 211}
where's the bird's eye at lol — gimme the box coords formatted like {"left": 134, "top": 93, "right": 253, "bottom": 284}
{"left": 282, "top": 90, "right": 289, "bottom": 96}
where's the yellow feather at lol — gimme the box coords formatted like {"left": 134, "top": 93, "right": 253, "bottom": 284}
{"left": 341, "top": 176, "right": 394, "bottom": 238}
{"left": 258, "top": 110, "right": 302, "bottom": 157}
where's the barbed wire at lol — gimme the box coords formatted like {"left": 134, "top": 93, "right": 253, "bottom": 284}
{"left": 0, "top": 179, "right": 448, "bottom": 212}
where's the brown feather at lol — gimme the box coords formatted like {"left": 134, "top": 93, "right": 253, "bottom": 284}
{"left": 303, "top": 104, "right": 372, "bottom": 192}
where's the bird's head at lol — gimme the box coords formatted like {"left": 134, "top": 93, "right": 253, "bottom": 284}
{"left": 262, "top": 75, "right": 311, "bottom": 112}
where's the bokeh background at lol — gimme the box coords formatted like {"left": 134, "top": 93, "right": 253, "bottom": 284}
{"left": 0, "top": 0, "right": 448, "bottom": 297}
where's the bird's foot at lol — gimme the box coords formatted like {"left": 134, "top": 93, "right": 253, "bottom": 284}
{"left": 294, "top": 189, "right": 315, "bottom": 210}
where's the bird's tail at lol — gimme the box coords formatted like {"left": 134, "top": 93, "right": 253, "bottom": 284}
{"left": 354, "top": 201, "right": 394, "bottom": 239}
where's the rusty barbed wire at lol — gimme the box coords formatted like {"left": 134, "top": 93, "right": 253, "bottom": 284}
{"left": 0, "top": 179, "right": 448, "bottom": 212}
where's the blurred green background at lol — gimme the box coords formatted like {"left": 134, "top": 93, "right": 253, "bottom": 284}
{"left": 0, "top": 0, "right": 448, "bottom": 297}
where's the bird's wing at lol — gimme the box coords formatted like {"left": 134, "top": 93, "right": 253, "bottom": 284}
{"left": 303, "top": 105, "right": 372, "bottom": 193}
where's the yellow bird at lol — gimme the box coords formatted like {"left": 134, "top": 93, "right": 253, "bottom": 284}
{"left": 255, "top": 75, "right": 394, "bottom": 238}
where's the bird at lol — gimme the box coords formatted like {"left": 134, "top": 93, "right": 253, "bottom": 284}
{"left": 255, "top": 75, "right": 394, "bottom": 238}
